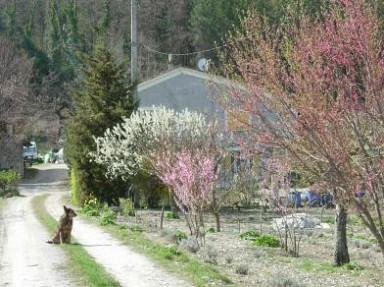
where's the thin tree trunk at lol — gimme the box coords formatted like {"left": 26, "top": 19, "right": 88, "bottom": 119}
{"left": 333, "top": 204, "right": 350, "bottom": 266}
{"left": 160, "top": 202, "right": 165, "bottom": 230}
{"left": 213, "top": 211, "right": 221, "bottom": 232}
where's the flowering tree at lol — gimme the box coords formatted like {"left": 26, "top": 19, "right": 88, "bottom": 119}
{"left": 93, "top": 107, "right": 221, "bottom": 177}
{"left": 222, "top": 0, "right": 384, "bottom": 264}
{"left": 154, "top": 150, "right": 219, "bottom": 243}
{"left": 93, "top": 107, "right": 225, "bottom": 238}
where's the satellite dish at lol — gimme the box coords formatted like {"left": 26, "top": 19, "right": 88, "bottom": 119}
{"left": 197, "top": 58, "right": 211, "bottom": 72}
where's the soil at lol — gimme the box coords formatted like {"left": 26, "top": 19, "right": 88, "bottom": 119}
{"left": 122, "top": 197, "right": 384, "bottom": 287}
{"left": 1, "top": 163, "right": 383, "bottom": 287}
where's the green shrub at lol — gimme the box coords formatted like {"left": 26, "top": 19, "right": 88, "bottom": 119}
{"left": 99, "top": 205, "right": 117, "bottom": 226}
{"left": 165, "top": 211, "right": 180, "bottom": 219}
{"left": 129, "top": 225, "right": 144, "bottom": 233}
{"left": 70, "top": 169, "right": 79, "bottom": 206}
{"left": 119, "top": 198, "right": 135, "bottom": 217}
{"left": 254, "top": 234, "right": 280, "bottom": 248}
{"left": 176, "top": 230, "right": 187, "bottom": 241}
{"left": 240, "top": 230, "right": 261, "bottom": 240}
{"left": 99, "top": 211, "right": 117, "bottom": 226}
{"left": 205, "top": 227, "right": 216, "bottom": 233}
{"left": 83, "top": 198, "right": 100, "bottom": 216}
{"left": 0, "top": 169, "right": 21, "bottom": 197}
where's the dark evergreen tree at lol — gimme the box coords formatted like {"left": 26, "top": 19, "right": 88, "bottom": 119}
{"left": 66, "top": 44, "right": 138, "bottom": 206}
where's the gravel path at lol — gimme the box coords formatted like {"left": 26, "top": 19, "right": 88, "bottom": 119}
{"left": 45, "top": 193, "right": 193, "bottom": 287}
{"left": 0, "top": 163, "right": 193, "bottom": 287}
{"left": 0, "top": 188, "right": 77, "bottom": 287}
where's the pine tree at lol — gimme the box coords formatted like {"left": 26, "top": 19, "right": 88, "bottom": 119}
{"left": 66, "top": 44, "right": 137, "bottom": 206}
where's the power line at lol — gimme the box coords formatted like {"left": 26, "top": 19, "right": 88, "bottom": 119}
{"left": 140, "top": 42, "right": 227, "bottom": 56}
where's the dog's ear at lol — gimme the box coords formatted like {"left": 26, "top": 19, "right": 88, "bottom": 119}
{"left": 63, "top": 205, "right": 68, "bottom": 212}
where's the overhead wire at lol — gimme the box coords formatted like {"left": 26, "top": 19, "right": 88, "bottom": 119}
{"left": 140, "top": 42, "right": 228, "bottom": 56}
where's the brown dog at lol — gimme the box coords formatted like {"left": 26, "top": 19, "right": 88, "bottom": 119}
{"left": 47, "top": 205, "right": 77, "bottom": 244}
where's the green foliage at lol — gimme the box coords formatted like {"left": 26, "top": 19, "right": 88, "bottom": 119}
{"left": 99, "top": 204, "right": 117, "bottom": 226}
{"left": 129, "top": 225, "right": 144, "bottom": 233}
{"left": 82, "top": 198, "right": 100, "bottom": 216}
{"left": 239, "top": 229, "right": 261, "bottom": 240}
{"left": 205, "top": 227, "right": 216, "bottom": 233}
{"left": 119, "top": 197, "right": 135, "bottom": 217}
{"left": 348, "top": 215, "right": 362, "bottom": 226}
{"left": 253, "top": 234, "right": 280, "bottom": 248}
{"left": 133, "top": 173, "right": 169, "bottom": 208}
{"left": 344, "top": 262, "right": 364, "bottom": 271}
{"left": 176, "top": 229, "right": 188, "bottom": 241}
{"left": 165, "top": 210, "right": 179, "bottom": 219}
{"left": 0, "top": 169, "right": 21, "bottom": 197}
{"left": 300, "top": 259, "right": 364, "bottom": 274}
{"left": 65, "top": 44, "right": 137, "bottom": 206}
{"left": 70, "top": 168, "right": 79, "bottom": 206}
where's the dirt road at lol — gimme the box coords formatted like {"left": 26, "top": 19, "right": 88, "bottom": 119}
{"left": 0, "top": 164, "right": 193, "bottom": 287}
{"left": 0, "top": 164, "right": 76, "bottom": 287}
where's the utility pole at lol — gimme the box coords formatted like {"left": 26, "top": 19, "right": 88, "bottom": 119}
{"left": 131, "top": 0, "right": 138, "bottom": 102}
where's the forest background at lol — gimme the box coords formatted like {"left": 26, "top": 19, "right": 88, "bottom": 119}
{"left": 2, "top": 0, "right": 384, "bottom": 144}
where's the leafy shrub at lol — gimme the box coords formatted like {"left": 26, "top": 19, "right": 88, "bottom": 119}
{"left": 240, "top": 230, "right": 261, "bottom": 240}
{"left": 163, "top": 246, "right": 182, "bottom": 260}
{"left": 235, "top": 264, "right": 249, "bottom": 275}
{"left": 83, "top": 198, "right": 100, "bottom": 216}
{"left": 70, "top": 169, "right": 79, "bottom": 206}
{"left": 254, "top": 234, "right": 280, "bottom": 248}
{"left": 165, "top": 211, "right": 179, "bottom": 219}
{"left": 0, "top": 169, "right": 21, "bottom": 197}
{"left": 129, "top": 225, "right": 144, "bottom": 233}
{"left": 176, "top": 230, "right": 187, "bottom": 241}
{"left": 99, "top": 205, "right": 117, "bottom": 226}
{"left": 119, "top": 198, "right": 135, "bottom": 217}
{"left": 205, "top": 227, "right": 216, "bottom": 233}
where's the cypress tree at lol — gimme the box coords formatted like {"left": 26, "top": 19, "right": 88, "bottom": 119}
{"left": 66, "top": 44, "right": 137, "bottom": 206}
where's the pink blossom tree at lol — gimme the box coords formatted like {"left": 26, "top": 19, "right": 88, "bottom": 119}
{"left": 221, "top": 0, "right": 384, "bottom": 265}
{"left": 154, "top": 150, "right": 219, "bottom": 244}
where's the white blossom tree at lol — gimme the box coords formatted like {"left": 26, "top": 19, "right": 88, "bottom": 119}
{"left": 92, "top": 107, "right": 222, "bottom": 178}
{"left": 92, "top": 107, "right": 228, "bottom": 238}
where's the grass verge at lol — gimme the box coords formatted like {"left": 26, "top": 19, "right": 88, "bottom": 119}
{"left": 83, "top": 219, "right": 234, "bottom": 287}
{"left": 299, "top": 259, "right": 364, "bottom": 275}
{"left": 0, "top": 197, "right": 4, "bottom": 212}
{"left": 32, "top": 194, "right": 121, "bottom": 287}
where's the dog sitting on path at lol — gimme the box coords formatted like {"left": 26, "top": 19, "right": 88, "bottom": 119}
{"left": 47, "top": 205, "right": 77, "bottom": 244}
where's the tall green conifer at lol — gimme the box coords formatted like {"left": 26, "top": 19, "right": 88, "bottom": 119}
{"left": 66, "top": 44, "right": 137, "bottom": 205}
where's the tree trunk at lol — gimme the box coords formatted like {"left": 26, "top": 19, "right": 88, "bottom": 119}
{"left": 211, "top": 189, "right": 221, "bottom": 232}
{"left": 333, "top": 204, "right": 350, "bottom": 266}
{"left": 213, "top": 211, "right": 221, "bottom": 232}
{"left": 160, "top": 202, "right": 165, "bottom": 230}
